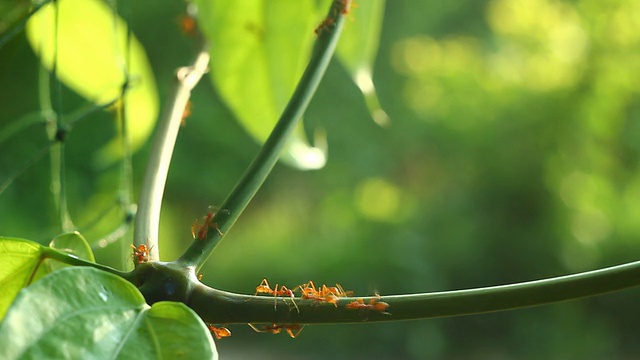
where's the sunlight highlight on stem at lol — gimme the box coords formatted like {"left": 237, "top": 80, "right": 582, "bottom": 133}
{"left": 133, "top": 45, "right": 211, "bottom": 262}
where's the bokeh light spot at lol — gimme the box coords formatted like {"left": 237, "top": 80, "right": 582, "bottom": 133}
{"left": 355, "top": 177, "right": 401, "bottom": 222}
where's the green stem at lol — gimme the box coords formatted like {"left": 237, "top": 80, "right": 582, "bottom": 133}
{"left": 189, "top": 259, "right": 640, "bottom": 324}
{"left": 133, "top": 45, "right": 210, "bottom": 262}
{"left": 41, "top": 247, "right": 129, "bottom": 279}
{"left": 177, "top": 0, "right": 352, "bottom": 270}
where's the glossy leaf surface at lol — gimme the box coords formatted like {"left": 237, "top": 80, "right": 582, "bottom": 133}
{"left": 0, "top": 267, "right": 217, "bottom": 359}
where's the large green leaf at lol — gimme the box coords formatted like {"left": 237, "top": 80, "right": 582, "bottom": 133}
{"left": 0, "top": 237, "right": 48, "bottom": 320}
{"left": 336, "top": 0, "right": 389, "bottom": 126}
{"left": 0, "top": 235, "right": 99, "bottom": 320}
{"left": 0, "top": 267, "right": 217, "bottom": 359}
{"left": 195, "top": 0, "right": 327, "bottom": 169}
{"left": 25, "top": 0, "right": 159, "bottom": 166}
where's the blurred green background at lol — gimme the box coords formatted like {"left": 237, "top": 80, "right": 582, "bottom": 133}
{"left": 2, "top": 0, "right": 640, "bottom": 358}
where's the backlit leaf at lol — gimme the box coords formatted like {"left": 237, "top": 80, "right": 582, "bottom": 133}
{"left": 336, "top": 0, "right": 389, "bottom": 126}
{"left": 195, "top": 0, "right": 327, "bottom": 169}
{"left": 25, "top": 0, "right": 159, "bottom": 166}
{"left": 0, "top": 237, "right": 47, "bottom": 320}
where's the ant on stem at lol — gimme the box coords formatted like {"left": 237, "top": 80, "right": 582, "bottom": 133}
{"left": 314, "top": 17, "right": 335, "bottom": 36}
{"left": 335, "top": 0, "right": 355, "bottom": 15}
{"left": 295, "top": 281, "right": 352, "bottom": 306}
{"left": 180, "top": 100, "right": 191, "bottom": 127}
{"left": 315, "top": 0, "right": 356, "bottom": 36}
{"left": 191, "top": 207, "right": 224, "bottom": 240}
{"left": 248, "top": 323, "right": 306, "bottom": 338}
{"left": 253, "top": 278, "right": 299, "bottom": 313}
{"left": 345, "top": 295, "right": 391, "bottom": 314}
{"left": 130, "top": 242, "right": 152, "bottom": 265}
{"left": 207, "top": 324, "right": 231, "bottom": 340}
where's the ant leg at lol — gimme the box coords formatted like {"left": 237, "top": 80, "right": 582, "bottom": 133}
{"left": 285, "top": 324, "right": 306, "bottom": 338}
{"left": 246, "top": 278, "right": 272, "bottom": 303}
{"left": 255, "top": 278, "right": 273, "bottom": 296}
{"left": 273, "top": 284, "right": 279, "bottom": 311}
{"left": 278, "top": 286, "right": 300, "bottom": 313}
{"left": 289, "top": 297, "right": 300, "bottom": 313}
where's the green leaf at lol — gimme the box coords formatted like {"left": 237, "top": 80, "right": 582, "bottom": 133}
{"left": 0, "top": 237, "right": 47, "bottom": 320}
{"left": 123, "top": 302, "right": 217, "bottom": 358}
{"left": 25, "top": 0, "right": 159, "bottom": 166}
{"left": 0, "top": 267, "right": 218, "bottom": 359}
{"left": 336, "top": 0, "right": 389, "bottom": 126}
{"left": 46, "top": 231, "right": 95, "bottom": 272}
{"left": 195, "top": 0, "right": 327, "bottom": 169}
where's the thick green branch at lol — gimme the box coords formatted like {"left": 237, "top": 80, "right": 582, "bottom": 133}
{"left": 189, "top": 259, "right": 640, "bottom": 324}
{"left": 177, "top": 0, "right": 352, "bottom": 270}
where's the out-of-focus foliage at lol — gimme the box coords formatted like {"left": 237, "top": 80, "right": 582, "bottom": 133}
{"left": 195, "top": 0, "right": 386, "bottom": 169}
{"left": 1, "top": 0, "right": 640, "bottom": 358}
{"left": 0, "top": 1, "right": 29, "bottom": 33}
{"left": 336, "top": 0, "right": 389, "bottom": 126}
{"left": 390, "top": 0, "right": 640, "bottom": 274}
{"left": 195, "top": 1, "right": 326, "bottom": 169}
{"left": 26, "top": 0, "right": 159, "bottom": 166}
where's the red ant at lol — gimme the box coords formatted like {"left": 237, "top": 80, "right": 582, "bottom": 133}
{"left": 207, "top": 324, "right": 231, "bottom": 340}
{"left": 181, "top": 100, "right": 191, "bottom": 127}
{"left": 296, "top": 281, "right": 320, "bottom": 299}
{"left": 248, "top": 323, "right": 306, "bottom": 338}
{"left": 322, "top": 283, "right": 353, "bottom": 298}
{"left": 295, "top": 281, "right": 352, "bottom": 307}
{"left": 315, "top": 0, "right": 357, "bottom": 36}
{"left": 191, "top": 208, "right": 224, "bottom": 240}
{"left": 336, "top": 0, "right": 355, "bottom": 15}
{"left": 178, "top": 14, "right": 197, "bottom": 36}
{"left": 345, "top": 296, "right": 391, "bottom": 314}
{"left": 130, "top": 243, "right": 152, "bottom": 265}
{"left": 314, "top": 17, "right": 335, "bottom": 36}
{"left": 253, "top": 278, "right": 299, "bottom": 313}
